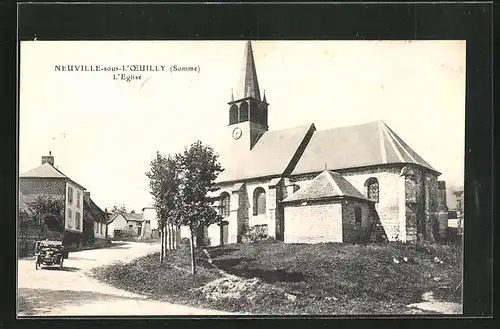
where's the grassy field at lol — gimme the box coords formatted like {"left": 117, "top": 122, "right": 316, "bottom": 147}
{"left": 90, "top": 241, "right": 462, "bottom": 315}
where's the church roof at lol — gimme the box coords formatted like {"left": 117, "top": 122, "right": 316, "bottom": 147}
{"left": 217, "top": 124, "right": 315, "bottom": 183}
{"left": 291, "top": 120, "right": 438, "bottom": 176}
{"left": 233, "top": 40, "right": 261, "bottom": 101}
{"left": 20, "top": 162, "right": 86, "bottom": 189}
{"left": 282, "top": 170, "right": 371, "bottom": 203}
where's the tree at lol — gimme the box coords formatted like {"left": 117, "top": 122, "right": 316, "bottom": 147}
{"left": 28, "top": 195, "right": 65, "bottom": 233}
{"left": 177, "top": 141, "right": 223, "bottom": 276}
{"left": 146, "top": 152, "right": 182, "bottom": 264}
{"left": 146, "top": 141, "right": 223, "bottom": 276}
{"left": 108, "top": 204, "right": 128, "bottom": 215}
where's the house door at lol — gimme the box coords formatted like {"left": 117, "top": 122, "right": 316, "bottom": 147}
{"left": 219, "top": 221, "right": 229, "bottom": 246}
{"left": 137, "top": 227, "right": 142, "bottom": 236}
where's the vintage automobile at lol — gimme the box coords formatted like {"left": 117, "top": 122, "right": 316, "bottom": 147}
{"left": 35, "top": 240, "right": 68, "bottom": 270}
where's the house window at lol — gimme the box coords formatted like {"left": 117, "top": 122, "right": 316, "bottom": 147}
{"left": 253, "top": 187, "right": 266, "bottom": 215}
{"left": 68, "top": 209, "right": 72, "bottom": 228}
{"left": 101, "top": 223, "right": 104, "bottom": 234}
{"left": 219, "top": 192, "right": 230, "bottom": 218}
{"left": 365, "top": 178, "right": 379, "bottom": 203}
{"left": 75, "top": 212, "right": 81, "bottom": 230}
{"left": 145, "top": 220, "right": 150, "bottom": 224}
{"left": 76, "top": 191, "right": 81, "bottom": 208}
{"left": 354, "top": 207, "right": 362, "bottom": 225}
{"left": 95, "top": 222, "right": 98, "bottom": 233}
{"left": 67, "top": 186, "right": 73, "bottom": 204}
{"left": 129, "top": 225, "right": 133, "bottom": 228}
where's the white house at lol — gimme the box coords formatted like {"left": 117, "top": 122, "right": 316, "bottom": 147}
{"left": 106, "top": 212, "right": 144, "bottom": 238}
{"left": 141, "top": 204, "right": 159, "bottom": 238}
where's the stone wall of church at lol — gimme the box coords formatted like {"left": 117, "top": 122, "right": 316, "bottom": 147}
{"left": 291, "top": 166, "right": 404, "bottom": 241}
{"left": 243, "top": 179, "right": 274, "bottom": 235}
{"left": 402, "top": 165, "right": 440, "bottom": 242}
{"left": 212, "top": 177, "right": 282, "bottom": 245}
{"left": 284, "top": 201, "right": 343, "bottom": 243}
{"left": 341, "top": 199, "right": 376, "bottom": 243}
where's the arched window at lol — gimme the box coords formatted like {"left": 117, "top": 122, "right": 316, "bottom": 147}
{"left": 354, "top": 207, "right": 362, "bottom": 225}
{"left": 365, "top": 178, "right": 379, "bottom": 203}
{"left": 253, "top": 187, "right": 266, "bottom": 215}
{"left": 229, "top": 105, "right": 238, "bottom": 125}
{"left": 239, "top": 102, "right": 249, "bottom": 122}
{"left": 219, "top": 192, "right": 230, "bottom": 218}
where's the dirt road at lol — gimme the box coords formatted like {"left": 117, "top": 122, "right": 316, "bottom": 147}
{"left": 17, "top": 241, "right": 231, "bottom": 316}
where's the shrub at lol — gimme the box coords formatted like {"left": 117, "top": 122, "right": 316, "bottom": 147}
{"left": 242, "top": 224, "right": 270, "bottom": 244}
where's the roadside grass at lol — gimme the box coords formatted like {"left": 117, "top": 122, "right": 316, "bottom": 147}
{"left": 89, "top": 241, "right": 462, "bottom": 315}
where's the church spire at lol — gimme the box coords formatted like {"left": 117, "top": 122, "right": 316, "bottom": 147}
{"left": 236, "top": 40, "right": 261, "bottom": 101}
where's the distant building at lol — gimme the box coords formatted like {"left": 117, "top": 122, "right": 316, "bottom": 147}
{"left": 449, "top": 187, "right": 464, "bottom": 233}
{"left": 141, "top": 204, "right": 160, "bottom": 238}
{"left": 106, "top": 211, "right": 144, "bottom": 238}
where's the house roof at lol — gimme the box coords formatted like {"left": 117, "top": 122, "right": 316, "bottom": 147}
{"left": 20, "top": 162, "right": 86, "bottom": 190}
{"left": 291, "top": 120, "right": 438, "bottom": 176}
{"left": 83, "top": 195, "right": 108, "bottom": 223}
{"left": 107, "top": 213, "right": 119, "bottom": 223}
{"left": 282, "top": 170, "right": 372, "bottom": 203}
{"left": 217, "top": 124, "right": 315, "bottom": 183}
{"left": 122, "top": 213, "right": 143, "bottom": 222}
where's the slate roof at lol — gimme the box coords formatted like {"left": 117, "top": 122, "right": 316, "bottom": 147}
{"left": 282, "top": 170, "right": 371, "bottom": 203}
{"left": 216, "top": 124, "right": 315, "bottom": 183}
{"left": 20, "top": 162, "right": 86, "bottom": 190}
{"left": 233, "top": 40, "right": 261, "bottom": 101}
{"left": 291, "top": 120, "right": 438, "bottom": 176}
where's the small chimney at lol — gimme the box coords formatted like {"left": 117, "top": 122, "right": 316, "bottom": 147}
{"left": 84, "top": 191, "right": 91, "bottom": 202}
{"left": 41, "top": 151, "right": 55, "bottom": 166}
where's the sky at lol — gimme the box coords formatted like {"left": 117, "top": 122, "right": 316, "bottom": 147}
{"left": 19, "top": 40, "right": 466, "bottom": 212}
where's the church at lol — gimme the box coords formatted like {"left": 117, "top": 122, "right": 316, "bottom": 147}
{"left": 202, "top": 41, "right": 449, "bottom": 246}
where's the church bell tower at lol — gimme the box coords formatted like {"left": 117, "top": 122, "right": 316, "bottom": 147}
{"left": 228, "top": 40, "right": 269, "bottom": 150}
